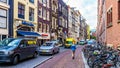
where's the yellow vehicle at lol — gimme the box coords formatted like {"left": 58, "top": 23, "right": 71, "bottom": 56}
{"left": 65, "top": 38, "right": 75, "bottom": 48}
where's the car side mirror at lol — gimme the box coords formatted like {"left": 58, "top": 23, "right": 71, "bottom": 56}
{"left": 19, "top": 44, "right": 24, "bottom": 48}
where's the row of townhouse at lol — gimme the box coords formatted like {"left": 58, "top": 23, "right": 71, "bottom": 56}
{"left": 0, "top": 0, "right": 89, "bottom": 44}
{"left": 97, "top": 0, "right": 120, "bottom": 49}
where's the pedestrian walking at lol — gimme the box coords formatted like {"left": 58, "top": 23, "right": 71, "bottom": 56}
{"left": 70, "top": 44, "right": 76, "bottom": 59}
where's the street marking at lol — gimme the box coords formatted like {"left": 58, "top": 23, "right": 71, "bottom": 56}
{"left": 81, "top": 52, "right": 89, "bottom": 68}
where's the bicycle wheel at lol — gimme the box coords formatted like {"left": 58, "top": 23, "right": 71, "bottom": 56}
{"left": 92, "top": 60, "right": 103, "bottom": 68}
{"left": 116, "top": 61, "right": 120, "bottom": 68}
{"left": 87, "top": 55, "right": 95, "bottom": 67}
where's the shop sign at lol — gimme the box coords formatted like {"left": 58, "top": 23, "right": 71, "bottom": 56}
{"left": 42, "top": 34, "right": 48, "bottom": 36}
{"left": 38, "top": 33, "right": 50, "bottom": 39}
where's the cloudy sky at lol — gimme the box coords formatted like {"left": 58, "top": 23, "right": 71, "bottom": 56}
{"left": 63, "top": 0, "right": 97, "bottom": 29}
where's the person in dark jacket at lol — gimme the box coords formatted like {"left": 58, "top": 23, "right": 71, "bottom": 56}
{"left": 70, "top": 44, "right": 76, "bottom": 59}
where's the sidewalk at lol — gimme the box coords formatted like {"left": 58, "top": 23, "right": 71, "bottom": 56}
{"left": 35, "top": 46, "right": 86, "bottom": 68}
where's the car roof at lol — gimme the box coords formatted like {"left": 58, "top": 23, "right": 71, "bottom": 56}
{"left": 13, "top": 38, "right": 35, "bottom": 40}
{"left": 45, "top": 41, "right": 56, "bottom": 44}
{"left": 46, "top": 41, "right": 52, "bottom": 43}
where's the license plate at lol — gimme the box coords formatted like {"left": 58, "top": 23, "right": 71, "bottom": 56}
{"left": 42, "top": 50, "right": 46, "bottom": 52}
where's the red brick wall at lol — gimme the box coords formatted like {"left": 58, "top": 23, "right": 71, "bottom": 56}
{"left": 106, "top": 0, "right": 119, "bottom": 48}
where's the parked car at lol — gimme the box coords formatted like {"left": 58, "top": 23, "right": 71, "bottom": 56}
{"left": 0, "top": 38, "right": 15, "bottom": 47}
{"left": 87, "top": 40, "right": 95, "bottom": 46}
{"left": 51, "top": 40, "right": 63, "bottom": 47}
{"left": 79, "top": 40, "right": 87, "bottom": 45}
{"left": 39, "top": 41, "right": 60, "bottom": 55}
{"left": 0, "top": 38, "right": 39, "bottom": 65}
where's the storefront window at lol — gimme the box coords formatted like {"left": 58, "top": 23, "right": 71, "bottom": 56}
{"left": 2, "top": 35, "right": 6, "bottom": 40}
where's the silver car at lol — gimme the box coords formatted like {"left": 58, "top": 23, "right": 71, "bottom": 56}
{"left": 39, "top": 41, "right": 60, "bottom": 55}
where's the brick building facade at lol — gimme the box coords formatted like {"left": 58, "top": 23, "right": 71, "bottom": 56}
{"left": 97, "top": 0, "right": 120, "bottom": 48}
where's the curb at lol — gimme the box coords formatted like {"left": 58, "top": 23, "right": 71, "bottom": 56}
{"left": 81, "top": 52, "right": 89, "bottom": 68}
{"left": 34, "top": 56, "right": 53, "bottom": 68}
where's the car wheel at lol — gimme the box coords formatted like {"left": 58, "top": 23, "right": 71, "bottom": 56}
{"left": 12, "top": 56, "right": 19, "bottom": 65}
{"left": 33, "top": 52, "right": 39, "bottom": 58}
{"left": 52, "top": 50, "right": 55, "bottom": 55}
{"left": 57, "top": 48, "right": 60, "bottom": 53}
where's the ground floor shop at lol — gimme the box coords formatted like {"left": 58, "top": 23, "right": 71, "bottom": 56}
{"left": 13, "top": 19, "right": 38, "bottom": 38}
{"left": 0, "top": 29, "right": 8, "bottom": 41}
{"left": 38, "top": 33, "right": 50, "bottom": 45}
{"left": 0, "top": 34, "right": 8, "bottom": 41}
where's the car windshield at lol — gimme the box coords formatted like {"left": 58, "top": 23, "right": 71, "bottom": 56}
{"left": 42, "top": 43, "right": 53, "bottom": 46}
{"left": 88, "top": 40, "right": 95, "bottom": 44}
{"left": 0, "top": 38, "right": 14, "bottom": 46}
{"left": 80, "top": 40, "right": 84, "bottom": 42}
{"left": 7, "top": 39, "right": 21, "bottom": 46}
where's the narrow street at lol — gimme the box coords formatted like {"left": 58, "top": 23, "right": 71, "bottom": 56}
{"left": 1, "top": 0, "right": 120, "bottom": 68}
{"left": 36, "top": 46, "right": 86, "bottom": 68}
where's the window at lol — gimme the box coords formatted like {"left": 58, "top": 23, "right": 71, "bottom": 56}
{"left": 43, "top": 9, "right": 46, "bottom": 20}
{"left": 107, "top": 8, "right": 112, "bottom": 28}
{"left": 47, "top": 11, "right": 49, "bottom": 21}
{"left": 59, "top": 18, "right": 62, "bottom": 26}
{"left": 0, "top": 0, "right": 7, "bottom": 3}
{"left": 118, "top": 1, "right": 120, "bottom": 21}
{"left": 55, "top": 19, "right": 56, "bottom": 29}
{"left": 18, "top": 3, "right": 25, "bottom": 19}
{"left": 47, "top": 0, "right": 50, "bottom": 8}
{"left": 52, "top": 17, "right": 54, "bottom": 28}
{"left": 64, "top": 20, "right": 66, "bottom": 27}
{"left": 43, "top": 0, "right": 47, "bottom": 6}
{"left": 59, "top": 3, "right": 62, "bottom": 11}
{"left": 46, "top": 24, "right": 47, "bottom": 32}
{"left": 62, "top": 19, "right": 64, "bottom": 27}
{"left": 43, "top": 23, "right": 46, "bottom": 32}
{"left": 39, "top": 23, "right": 42, "bottom": 32}
{"left": 66, "top": 20, "right": 67, "bottom": 28}
{"left": 47, "top": 24, "right": 49, "bottom": 32}
{"left": 39, "top": 0, "right": 42, "bottom": 3}
{"left": 29, "top": 0, "right": 34, "bottom": 3}
{"left": 38, "top": 7, "right": 42, "bottom": 18}
{"left": 0, "top": 9, "right": 7, "bottom": 28}
{"left": 29, "top": 7, "right": 34, "bottom": 21}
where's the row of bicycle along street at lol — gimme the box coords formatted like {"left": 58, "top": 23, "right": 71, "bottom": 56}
{"left": 83, "top": 41, "right": 120, "bottom": 68}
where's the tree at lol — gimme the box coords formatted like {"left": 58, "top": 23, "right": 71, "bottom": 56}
{"left": 90, "top": 35, "right": 96, "bottom": 40}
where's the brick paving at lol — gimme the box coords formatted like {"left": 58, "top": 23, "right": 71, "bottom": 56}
{"left": 36, "top": 46, "right": 85, "bottom": 68}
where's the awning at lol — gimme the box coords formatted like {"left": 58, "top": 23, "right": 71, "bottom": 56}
{"left": 17, "top": 31, "right": 40, "bottom": 37}
{"left": 22, "top": 21, "right": 34, "bottom": 27}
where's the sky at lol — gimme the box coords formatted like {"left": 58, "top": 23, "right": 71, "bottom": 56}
{"left": 63, "top": 0, "right": 97, "bottom": 30}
